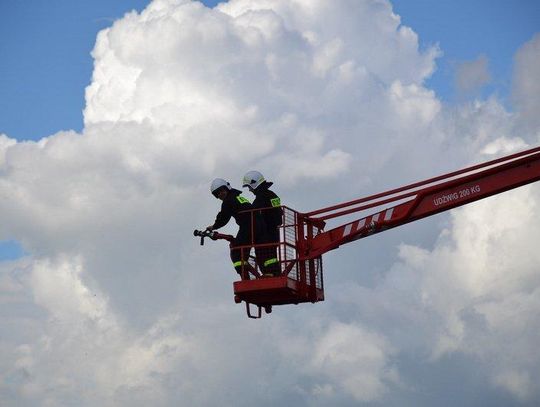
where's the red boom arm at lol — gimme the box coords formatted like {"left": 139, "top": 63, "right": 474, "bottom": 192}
{"left": 302, "top": 146, "right": 540, "bottom": 259}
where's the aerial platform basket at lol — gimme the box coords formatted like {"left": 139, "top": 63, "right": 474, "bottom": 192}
{"left": 233, "top": 206, "right": 325, "bottom": 318}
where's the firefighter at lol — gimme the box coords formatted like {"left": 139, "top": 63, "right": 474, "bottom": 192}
{"left": 242, "top": 170, "right": 282, "bottom": 276}
{"left": 207, "top": 178, "right": 254, "bottom": 278}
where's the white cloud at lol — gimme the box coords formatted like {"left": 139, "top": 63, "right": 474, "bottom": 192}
{"left": 1, "top": 0, "right": 539, "bottom": 405}
{"left": 309, "top": 322, "right": 398, "bottom": 402}
{"left": 330, "top": 160, "right": 540, "bottom": 401}
{"left": 372, "top": 149, "right": 540, "bottom": 399}
{"left": 454, "top": 54, "right": 491, "bottom": 94}
{"left": 512, "top": 33, "right": 540, "bottom": 131}
{"left": 0, "top": 134, "right": 17, "bottom": 170}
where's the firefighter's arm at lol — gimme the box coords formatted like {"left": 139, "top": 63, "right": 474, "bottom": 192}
{"left": 209, "top": 200, "right": 232, "bottom": 230}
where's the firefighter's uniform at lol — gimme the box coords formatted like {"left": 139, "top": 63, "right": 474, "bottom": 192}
{"left": 252, "top": 182, "right": 282, "bottom": 275}
{"left": 211, "top": 188, "right": 255, "bottom": 275}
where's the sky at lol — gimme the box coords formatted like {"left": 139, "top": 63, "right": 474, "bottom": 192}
{"left": 1, "top": 0, "right": 540, "bottom": 406}
{"left": 1, "top": 0, "right": 539, "bottom": 261}
{"left": 2, "top": 0, "right": 539, "bottom": 142}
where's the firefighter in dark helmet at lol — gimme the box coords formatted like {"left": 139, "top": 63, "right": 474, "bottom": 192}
{"left": 242, "top": 170, "right": 282, "bottom": 276}
{"left": 207, "top": 178, "right": 255, "bottom": 277}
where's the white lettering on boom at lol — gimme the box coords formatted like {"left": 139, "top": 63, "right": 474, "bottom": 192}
{"left": 433, "top": 185, "right": 481, "bottom": 207}
{"left": 433, "top": 192, "right": 459, "bottom": 207}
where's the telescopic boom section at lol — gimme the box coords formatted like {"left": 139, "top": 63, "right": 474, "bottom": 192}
{"left": 302, "top": 146, "right": 540, "bottom": 259}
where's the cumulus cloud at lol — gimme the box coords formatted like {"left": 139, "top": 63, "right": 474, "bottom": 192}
{"left": 330, "top": 137, "right": 540, "bottom": 401}
{"left": 308, "top": 322, "right": 398, "bottom": 402}
{"left": 394, "top": 177, "right": 540, "bottom": 400}
{"left": 454, "top": 54, "right": 491, "bottom": 95}
{"left": 512, "top": 33, "right": 540, "bottom": 131}
{"left": 1, "top": 0, "right": 539, "bottom": 405}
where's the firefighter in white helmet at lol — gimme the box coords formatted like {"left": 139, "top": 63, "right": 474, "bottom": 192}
{"left": 242, "top": 171, "right": 282, "bottom": 276}
{"left": 207, "top": 178, "right": 254, "bottom": 277}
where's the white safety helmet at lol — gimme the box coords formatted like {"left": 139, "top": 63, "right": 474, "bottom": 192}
{"left": 242, "top": 170, "right": 265, "bottom": 190}
{"left": 210, "top": 178, "right": 231, "bottom": 196}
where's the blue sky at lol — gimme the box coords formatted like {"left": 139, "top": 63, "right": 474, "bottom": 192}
{"left": 392, "top": 0, "right": 540, "bottom": 102}
{"left": 0, "top": 1, "right": 538, "bottom": 257}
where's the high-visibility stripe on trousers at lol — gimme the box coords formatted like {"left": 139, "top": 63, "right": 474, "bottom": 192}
{"left": 263, "top": 258, "right": 278, "bottom": 267}
{"left": 233, "top": 260, "right": 250, "bottom": 268}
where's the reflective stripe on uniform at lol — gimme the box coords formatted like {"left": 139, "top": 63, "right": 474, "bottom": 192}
{"left": 270, "top": 197, "right": 281, "bottom": 207}
{"left": 233, "top": 260, "right": 249, "bottom": 268}
{"left": 263, "top": 258, "right": 278, "bottom": 267}
{"left": 236, "top": 196, "right": 250, "bottom": 204}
